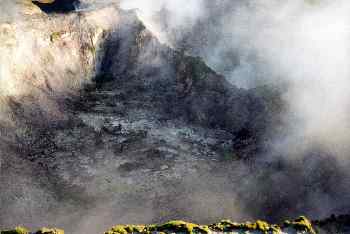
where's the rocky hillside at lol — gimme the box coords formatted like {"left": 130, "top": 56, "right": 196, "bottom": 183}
{"left": 0, "top": 1, "right": 350, "bottom": 234}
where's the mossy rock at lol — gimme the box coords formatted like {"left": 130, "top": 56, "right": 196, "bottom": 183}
{"left": 154, "top": 220, "right": 209, "bottom": 234}
{"left": 175, "top": 53, "right": 213, "bottom": 82}
{"left": 50, "top": 31, "right": 65, "bottom": 42}
{"left": 1, "top": 227, "right": 64, "bottom": 234}
{"left": 106, "top": 220, "right": 280, "bottom": 234}
{"left": 35, "top": 228, "right": 64, "bottom": 234}
{"left": 105, "top": 217, "right": 317, "bottom": 234}
{"left": 1, "top": 227, "right": 29, "bottom": 234}
{"left": 283, "top": 216, "right": 316, "bottom": 234}
{"left": 1, "top": 217, "right": 317, "bottom": 234}
{"left": 209, "top": 219, "right": 280, "bottom": 234}
{"left": 105, "top": 225, "right": 146, "bottom": 234}
{"left": 106, "top": 221, "right": 210, "bottom": 234}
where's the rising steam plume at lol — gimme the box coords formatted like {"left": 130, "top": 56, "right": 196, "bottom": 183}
{"left": 80, "top": 0, "right": 350, "bottom": 221}
{"left": 119, "top": 0, "right": 350, "bottom": 157}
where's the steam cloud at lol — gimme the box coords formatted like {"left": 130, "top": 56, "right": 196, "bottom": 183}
{"left": 119, "top": 0, "right": 350, "bottom": 157}
{"left": 90, "top": 0, "right": 350, "bottom": 221}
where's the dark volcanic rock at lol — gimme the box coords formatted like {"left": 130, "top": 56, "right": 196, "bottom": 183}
{"left": 98, "top": 10, "right": 273, "bottom": 139}
{"left": 32, "top": 0, "right": 79, "bottom": 13}
{"left": 314, "top": 214, "right": 350, "bottom": 234}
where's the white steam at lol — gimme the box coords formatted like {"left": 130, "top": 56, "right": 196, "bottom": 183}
{"left": 0, "top": 2, "right": 116, "bottom": 121}
{"left": 231, "top": 0, "right": 350, "bottom": 156}
{"left": 117, "top": 0, "right": 350, "bottom": 158}
{"left": 119, "top": 0, "right": 205, "bottom": 44}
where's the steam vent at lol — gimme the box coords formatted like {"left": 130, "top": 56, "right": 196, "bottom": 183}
{"left": 2, "top": 1, "right": 350, "bottom": 234}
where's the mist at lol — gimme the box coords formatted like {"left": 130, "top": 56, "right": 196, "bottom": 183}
{"left": 100, "top": 0, "right": 350, "bottom": 221}
{"left": 118, "top": 0, "right": 350, "bottom": 157}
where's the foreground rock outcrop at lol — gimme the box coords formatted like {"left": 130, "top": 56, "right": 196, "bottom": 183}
{"left": 3, "top": 215, "right": 350, "bottom": 234}
{"left": 104, "top": 217, "right": 317, "bottom": 234}
{"left": 0, "top": 217, "right": 317, "bottom": 234}
{"left": 1, "top": 227, "right": 64, "bottom": 234}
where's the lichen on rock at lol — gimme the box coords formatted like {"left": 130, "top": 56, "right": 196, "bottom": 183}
{"left": 35, "top": 228, "right": 64, "bottom": 234}
{"left": 104, "top": 217, "right": 316, "bottom": 234}
{"left": 1, "top": 227, "right": 29, "bottom": 234}
{"left": 0, "top": 228, "right": 64, "bottom": 234}
{"left": 283, "top": 216, "right": 316, "bottom": 234}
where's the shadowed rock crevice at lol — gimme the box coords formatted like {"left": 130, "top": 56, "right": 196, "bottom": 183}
{"left": 32, "top": 0, "right": 79, "bottom": 13}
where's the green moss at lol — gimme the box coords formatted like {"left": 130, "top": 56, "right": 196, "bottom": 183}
{"left": 88, "top": 44, "right": 96, "bottom": 54}
{"left": 50, "top": 31, "right": 64, "bottom": 42}
{"left": 305, "top": 0, "right": 321, "bottom": 5}
{"left": 1, "top": 227, "right": 64, "bottom": 234}
{"left": 107, "top": 221, "right": 210, "bottom": 234}
{"left": 156, "top": 220, "right": 196, "bottom": 234}
{"left": 156, "top": 220, "right": 209, "bottom": 234}
{"left": 105, "top": 225, "right": 146, "bottom": 234}
{"left": 105, "top": 219, "right": 295, "bottom": 234}
{"left": 209, "top": 219, "right": 281, "bottom": 234}
{"left": 35, "top": 228, "right": 64, "bottom": 234}
{"left": 189, "top": 57, "right": 212, "bottom": 81}
{"left": 1, "top": 227, "right": 29, "bottom": 234}
{"left": 107, "top": 219, "right": 285, "bottom": 234}
{"left": 175, "top": 52, "right": 214, "bottom": 83}
{"left": 283, "top": 216, "right": 316, "bottom": 234}
{"left": 1, "top": 217, "right": 317, "bottom": 234}
{"left": 256, "top": 220, "right": 272, "bottom": 232}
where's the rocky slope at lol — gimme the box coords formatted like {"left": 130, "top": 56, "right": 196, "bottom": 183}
{"left": 0, "top": 1, "right": 350, "bottom": 234}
